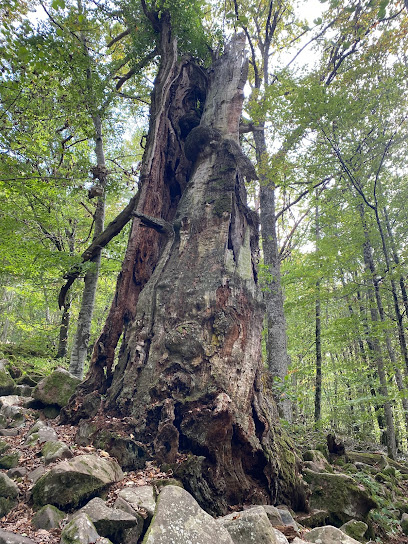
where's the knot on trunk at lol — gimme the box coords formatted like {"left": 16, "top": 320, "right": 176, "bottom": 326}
{"left": 184, "top": 125, "right": 222, "bottom": 162}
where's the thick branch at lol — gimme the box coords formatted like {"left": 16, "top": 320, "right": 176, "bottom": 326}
{"left": 132, "top": 212, "right": 173, "bottom": 236}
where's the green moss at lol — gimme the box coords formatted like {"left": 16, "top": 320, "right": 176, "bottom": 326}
{"left": 0, "top": 497, "right": 16, "bottom": 517}
{"left": 212, "top": 194, "right": 231, "bottom": 217}
{"left": 0, "top": 370, "right": 16, "bottom": 395}
{"left": 0, "top": 452, "right": 19, "bottom": 469}
{"left": 0, "top": 439, "right": 10, "bottom": 455}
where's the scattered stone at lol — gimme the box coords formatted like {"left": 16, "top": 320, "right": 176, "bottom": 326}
{"left": 31, "top": 504, "right": 66, "bottom": 530}
{"left": 33, "top": 368, "right": 81, "bottom": 408}
{"left": 25, "top": 421, "right": 58, "bottom": 445}
{"left": 17, "top": 373, "right": 43, "bottom": 387}
{"left": 32, "top": 454, "right": 123, "bottom": 510}
{"left": 340, "top": 519, "right": 368, "bottom": 540}
{"left": 303, "top": 450, "right": 333, "bottom": 472}
{"left": 0, "top": 428, "right": 19, "bottom": 436}
{"left": 0, "top": 451, "right": 19, "bottom": 469}
{"left": 261, "top": 505, "right": 283, "bottom": 526}
{"left": 60, "top": 513, "right": 100, "bottom": 544}
{"left": 387, "top": 458, "right": 408, "bottom": 475}
{"left": 92, "top": 430, "right": 151, "bottom": 471}
{"left": 401, "top": 512, "right": 408, "bottom": 536}
{"left": 7, "top": 365, "right": 22, "bottom": 379}
{"left": 302, "top": 469, "right": 377, "bottom": 522}
{"left": 296, "top": 509, "right": 329, "bottom": 528}
{"left": 0, "top": 530, "right": 36, "bottom": 544}
{"left": 116, "top": 486, "right": 156, "bottom": 520}
{"left": 0, "top": 370, "right": 16, "bottom": 396}
{"left": 273, "top": 529, "right": 289, "bottom": 544}
{"left": 15, "top": 385, "right": 33, "bottom": 397}
{"left": 7, "top": 466, "right": 27, "bottom": 479}
{"left": 0, "top": 438, "right": 10, "bottom": 455}
{"left": 41, "top": 405, "right": 60, "bottom": 419}
{"left": 27, "top": 466, "right": 47, "bottom": 483}
{"left": 0, "top": 472, "right": 19, "bottom": 516}
{"left": 143, "top": 485, "right": 234, "bottom": 544}
{"left": 303, "top": 525, "right": 361, "bottom": 543}
{"left": 346, "top": 452, "right": 387, "bottom": 469}
{"left": 220, "top": 506, "right": 278, "bottom": 543}
{"left": 78, "top": 497, "right": 143, "bottom": 542}
{"left": 41, "top": 440, "right": 74, "bottom": 465}
{"left": 276, "top": 508, "right": 299, "bottom": 530}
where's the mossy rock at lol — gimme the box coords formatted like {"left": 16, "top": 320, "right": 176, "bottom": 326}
{"left": 32, "top": 504, "right": 66, "bottom": 530}
{"left": 33, "top": 368, "right": 81, "bottom": 408}
{"left": 340, "top": 519, "right": 368, "bottom": 540}
{"left": 0, "top": 472, "right": 18, "bottom": 515}
{"left": 303, "top": 468, "right": 378, "bottom": 523}
{"left": 0, "top": 451, "right": 19, "bottom": 469}
{"left": 387, "top": 458, "right": 408, "bottom": 475}
{"left": 0, "top": 496, "right": 17, "bottom": 517}
{"left": 346, "top": 451, "right": 387, "bottom": 469}
{"left": 151, "top": 478, "right": 184, "bottom": 491}
{"left": 0, "top": 439, "right": 10, "bottom": 455}
{"left": 0, "top": 370, "right": 16, "bottom": 395}
{"left": 303, "top": 450, "right": 333, "bottom": 473}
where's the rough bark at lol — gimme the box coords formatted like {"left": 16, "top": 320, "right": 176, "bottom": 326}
{"left": 75, "top": 19, "right": 205, "bottom": 393}
{"left": 103, "top": 33, "right": 304, "bottom": 515}
{"left": 56, "top": 301, "right": 70, "bottom": 359}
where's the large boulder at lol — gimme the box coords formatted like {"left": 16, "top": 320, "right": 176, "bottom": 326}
{"left": 0, "top": 472, "right": 19, "bottom": 516}
{"left": 302, "top": 469, "right": 377, "bottom": 523}
{"left": 78, "top": 497, "right": 143, "bottom": 543}
{"left": 142, "top": 485, "right": 234, "bottom": 544}
{"left": 346, "top": 452, "right": 387, "bottom": 470}
{"left": 41, "top": 440, "right": 73, "bottom": 465}
{"left": 33, "top": 368, "right": 80, "bottom": 408}
{"left": 25, "top": 421, "right": 58, "bottom": 446}
{"left": 303, "top": 525, "right": 362, "bottom": 543}
{"left": 0, "top": 370, "right": 16, "bottom": 396}
{"left": 219, "top": 506, "right": 278, "bottom": 543}
{"left": 339, "top": 519, "right": 368, "bottom": 540}
{"left": 31, "top": 454, "right": 123, "bottom": 510}
{"left": 303, "top": 450, "right": 333, "bottom": 473}
{"left": 60, "top": 513, "right": 101, "bottom": 544}
{"left": 115, "top": 486, "right": 156, "bottom": 520}
{"left": 0, "top": 530, "right": 35, "bottom": 544}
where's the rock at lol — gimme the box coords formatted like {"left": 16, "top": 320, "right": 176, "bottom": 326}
{"left": 0, "top": 530, "right": 36, "bottom": 544}
{"left": 7, "top": 467, "right": 27, "bottom": 479}
{"left": 60, "top": 513, "right": 100, "bottom": 544}
{"left": 0, "top": 429, "right": 19, "bottom": 437}
{"left": 273, "top": 529, "right": 289, "bottom": 544}
{"left": 340, "top": 519, "right": 368, "bottom": 540}
{"left": 303, "top": 450, "right": 333, "bottom": 472}
{"left": 260, "top": 505, "right": 283, "bottom": 526}
{"left": 276, "top": 508, "right": 299, "bottom": 530}
{"left": 0, "top": 370, "right": 16, "bottom": 396}
{"left": 33, "top": 368, "right": 80, "bottom": 408}
{"left": 0, "top": 438, "right": 10, "bottom": 455}
{"left": 31, "top": 504, "right": 66, "bottom": 530}
{"left": 143, "top": 485, "right": 234, "bottom": 544}
{"left": 0, "top": 360, "right": 8, "bottom": 372}
{"left": 401, "top": 512, "right": 408, "bottom": 535}
{"left": 15, "top": 385, "right": 33, "bottom": 397}
{"left": 92, "top": 430, "right": 151, "bottom": 471}
{"left": 292, "top": 539, "right": 307, "bottom": 544}
{"left": 116, "top": 486, "right": 156, "bottom": 520}
{"left": 41, "top": 405, "right": 60, "bottom": 419}
{"left": 78, "top": 497, "right": 143, "bottom": 543}
{"left": 296, "top": 509, "right": 329, "bottom": 528}
{"left": 346, "top": 452, "right": 387, "bottom": 469}
{"left": 17, "top": 373, "right": 43, "bottom": 387}
{"left": 0, "top": 451, "right": 19, "bottom": 469}
{"left": 25, "top": 421, "right": 58, "bottom": 445}
{"left": 7, "top": 365, "right": 22, "bottom": 379}
{"left": 27, "top": 466, "right": 46, "bottom": 483}
{"left": 387, "top": 458, "right": 408, "bottom": 475}
{"left": 0, "top": 472, "right": 19, "bottom": 516}
{"left": 41, "top": 440, "right": 73, "bottom": 465}
{"left": 303, "top": 525, "right": 362, "bottom": 543}
{"left": 302, "top": 469, "right": 377, "bottom": 522}
{"left": 32, "top": 454, "right": 123, "bottom": 510}
{"left": 219, "top": 506, "right": 277, "bottom": 543}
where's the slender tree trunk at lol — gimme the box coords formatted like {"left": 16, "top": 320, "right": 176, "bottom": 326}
{"left": 254, "top": 128, "right": 291, "bottom": 421}
{"left": 360, "top": 205, "right": 397, "bottom": 458}
{"left": 56, "top": 300, "right": 70, "bottom": 359}
{"left": 314, "top": 204, "right": 322, "bottom": 425}
{"left": 69, "top": 114, "right": 106, "bottom": 378}
{"left": 103, "top": 32, "right": 304, "bottom": 515}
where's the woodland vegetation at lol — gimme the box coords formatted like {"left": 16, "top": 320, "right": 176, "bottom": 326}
{"left": 1, "top": 0, "right": 408, "bottom": 514}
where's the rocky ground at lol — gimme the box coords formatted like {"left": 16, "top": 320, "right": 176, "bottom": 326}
{"left": 2, "top": 358, "right": 408, "bottom": 544}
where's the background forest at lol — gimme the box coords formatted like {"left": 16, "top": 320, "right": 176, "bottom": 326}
{"left": 1, "top": 0, "right": 408, "bottom": 454}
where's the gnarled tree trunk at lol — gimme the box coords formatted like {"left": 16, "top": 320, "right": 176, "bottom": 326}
{"left": 104, "top": 32, "right": 304, "bottom": 515}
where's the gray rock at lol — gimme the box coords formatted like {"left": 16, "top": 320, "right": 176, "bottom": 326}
{"left": 78, "top": 497, "right": 142, "bottom": 541}
{"left": 0, "top": 371, "right": 16, "bottom": 396}
{"left": 117, "top": 486, "right": 156, "bottom": 519}
{"left": 31, "top": 504, "right": 66, "bottom": 530}
{"left": 0, "top": 439, "right": 10, "bottom": 455}
{"left": 277, "top": 508, "right": 298, "bottom": 530}
{"left": 0, "top": 472, "right": 19, "bottom": 516}
{"left": 60, "top": 513, "right": 100, "bottom": 544}
{"left": 0, "top": 429, "right": 18, "bottom": 436}
{"left": 339, "top": 519, "right": 368, "bottom": 540}
{"left": 33, "top": 368, "right": 80, "bottom": 408}
{"left": 292, "top": 539, "right": 307, "bottom": 544}
{"left": 25, "top": 422, "right": 58, "bottom": 446}
{"left": 219, "top": 506, "right": 277, "bottom": 543}
{"left": 261, "top": 505, "right": 283, "bottom": 526}
{"left": 0, "top": 530, "right": 36, "bottom": 544}
{"left": 401, "top": 512, "right": 408, "bottom": 536}
{"left": 31, "top": 454, "right": 123, "bottom": 510}
{"left": 273, "top": 529, "right": 289, "bottom": 544}
{"left": 7, "top": 467, "right": 27, "bottom": 479}
{"left": 304, "top": 525, "right": 362, "bottom": 543}
{"left": 0, "top": 451, "right": 19, "bottom": 469}
{"left": 41, "top": 440, "right": 73, "bottom": 465}
{"left": 27, "top": 466, "right": 46, "bottom": 483}
{"left": 143, "top": 485, "right": 234, "bottom": 544}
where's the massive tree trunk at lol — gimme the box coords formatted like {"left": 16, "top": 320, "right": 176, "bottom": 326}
{"left": 102, "top": 32, "right": 304, "bottom": 515}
